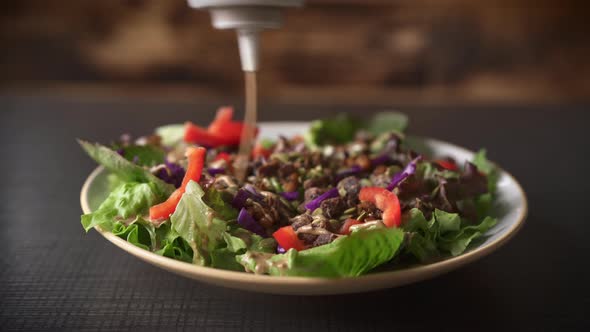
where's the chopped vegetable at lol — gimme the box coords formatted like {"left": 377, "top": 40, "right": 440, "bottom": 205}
{"left": 386, "top": 156, "right": 421, "bottom": 191}
{"left": 435, "top": 159, "right": 458, "bottom": 171}
{"left": 359, "top": 187, "right": 401, "bottom": 228}
{"left": 305, "top": 187, "right": 339, "bottom": 211}
{"left": 237, "top": 208, "right": 267, "bottom": 237}
{"left": 80, "top": 110, "right": 499, "bottom": 278}
{"left": 149, "top": 147, "right": 206, "bottom": 221}
{"left": 340, "top": 219, "right": 362, "bottom": 235}
{"left": 273, "top": 226, "right": 306, "bottom": 251}
{"left": 280, "top": 191, "right": 300, "bottom": 201}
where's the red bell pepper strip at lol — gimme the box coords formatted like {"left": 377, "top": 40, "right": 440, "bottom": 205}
{"left": 273, "top": 226, "right": 306, "bottom": 251}
{"left": 214, "top": 152, "right": 232, "bottom": 163}
{"left": 359, "top": 187, "right": 402, "bottom": 228}
{"left": 207, "top": 106, "right": 234, "bottom": 133}
{"left": 252, "top": 142, "right": 272, "bottom": 159}
{"left": 149, "top": 147, "right": 206, "bottom": 221}
{"left": 184, "top": 106, "right": 259, "bottom": 147}
{"left": 340, "top": 219, "right": 362, "bottom": 235}
{"left": 435, "top": 159, "right": 458, "bottom": 171}
{"left": 184, "top": 122, "right": 237, "bottom": 146}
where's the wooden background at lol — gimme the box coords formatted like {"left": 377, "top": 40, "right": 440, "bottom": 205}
{"left": 1, "top": 0, "right": 588, "bottom": 105}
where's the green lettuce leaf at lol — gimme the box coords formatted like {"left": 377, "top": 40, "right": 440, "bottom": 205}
{"left": 210, "top": 226, "right": 276, "bottom": 271}
{"left": 305, "top": 113, "right": 360, "bottom": 146}
{"left": 81, "top": 182, "right": 162, "bottom": 232}
{"left": 155, "top": 124, "right": 185, "bottom": 147}
{"left": 78, "top": 140, "right": 174, "bottom": 196}
{"left": 365, "top": 111, "right": 408, "bottom": 136}
{"left": 402, "top": 208, "right": 497, "bottom": 262}
{"left": 237, "top": 227, "right": 404, "bottom": 277}
{"left": 438, "top": 216, "right": 497, "bottom": 256}
{"left": 203, "top": 188, "right": 238, "bottom": 221}
{"left": 111, "top": 218, "right": 154, "bottom": 250}
{"left": 472, "top": 149, "right": 499, "bottom": 193}
{"left": 117, "top": 145, "right": 166, "bottom": 167}
{"left": 170, "top": 181, "right": 229, "bottom": 265}
{"left": 305, "top": 111, "right": 408, "bottom": 146}
{"left": 152, "top": 221, "right": 193, "bottom": 262}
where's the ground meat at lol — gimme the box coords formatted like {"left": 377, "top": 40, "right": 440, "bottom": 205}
{"left": 247, "top": 202, "right": 277, "bottom": 229}
{"left": 337, "top": 176, "right": 361, "bottom": 206}
{"left": 320, "top": 197, "right": 345, "bottom": 219}
{"left": 312, "top": 233, "right": 338, "bottom": 247}
{"left": 357, "top": 201, "right": 382, "bottom": 220}
{"left": 370, "top": 173, "right": 391, "bottom": 188}
{"left": 298, "top": 232, "right": 318, "bottom": 245}
{"left": 290, "top": 214, "right": 313, "bottom": 230}
{"left": 278, "top": 163, "right": 297, "bottom": 179}
{"left": 274, "top": 136, "right": 291, "bottom": 153}
{"left": 304, "top": 187, "right": 324, "bottom": 202}
{"left": 373, "top": 165, "right": 387, "bottom": 175}
{"left": 303, "top": 175, "right": 330, "bottom": 189}
{"left": 311, "top": 215, "right": 330, "bottom": 229}
{"left": 282, "top": 180, "right": 298, "bottom": 193}
{"left": 356, "top": 154, "right": 371, "bottom": 170}
{"left": 261, "top": 191, "right": 296, "bottom": 226}
{"left": 256, "top": 160, "right": 280, "bottom": 177}
{"left": 301, "top": 152, "right": 325, "bottom": 169}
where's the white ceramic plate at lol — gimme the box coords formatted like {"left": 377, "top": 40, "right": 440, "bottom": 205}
{"left": 80, "top": 122, "right": 527, "bottom": 295}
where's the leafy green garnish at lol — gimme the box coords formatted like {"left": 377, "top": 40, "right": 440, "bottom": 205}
{"left": 170, "top": 181, "right": 228, "bottom": 265}
{"left": 305, "top": 114, "right": 360, "bottom": 146}
{"left": 78, "top": 140, "right": 174, "bottom": 197}
{"left": 238, "top": 227, "right": 404, "bottom": 277}
{"left": 203, "top": 188, "right": 238, "bottom": 221}
{"left": 111, "top": 218, "right": 154, "bottom": 251}
{"left": 402, "top": 208, "right": 497, "bottom": 262}
{"left": 365, "top": 111, "right": 408, "bottom": 136}
{"left": 117, "top": 145, "right": 166, "bottom": 167}
{"left": 81, "top": 182, "right": 162, "bottom": 232}
{"left": 472, "top": 149, "right": 499, "bottom": 193}
{"left": 155, "top": 124, "right": 185, "bottom": 147}
{"left": 305, "top": 111, "right": 408, "bottom": 146}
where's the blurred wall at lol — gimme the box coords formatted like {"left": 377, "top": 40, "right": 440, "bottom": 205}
{"left": 1, "top": 0, "right": 588, "bottom": 104}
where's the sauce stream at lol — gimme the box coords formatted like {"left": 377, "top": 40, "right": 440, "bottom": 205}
{"left": 234, "top": 71, "right": 258, "bottom": 182}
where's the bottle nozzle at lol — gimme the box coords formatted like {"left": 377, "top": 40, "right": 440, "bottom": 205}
{"left": 188, "top": 0, "right": 303, "bottom": 71}
{"left": 237, "top": 29, "right": 260, "bottom": 72}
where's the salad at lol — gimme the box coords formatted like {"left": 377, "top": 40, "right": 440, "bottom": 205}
{"left": 80, "top": 107, "right": 498, "bottom": 277}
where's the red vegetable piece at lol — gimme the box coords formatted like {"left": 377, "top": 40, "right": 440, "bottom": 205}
{"left": 148, "top": 189, "right": 183, "bottom": 222}
{"left": 340, "top": 219, "right": 362, "bottom": 235}
{"left": 252, "top": 142, "right": 272, "bottom": 159}
{"left": 214, "top": 152, "right": 232, "bottom": 163}
{"left": 150, "top": 147, "right": 206, "bottom": 221}
{"left": 208, "top": 106, "right": 234, "bottom": 133}
{"left": 184, "top": 122, "right": 237, "bottom": 146}
{"left": 359, "top": 187, "right": 402, "bottom": 228}
{"left": 273, "top": 226, "right": 306, "bottom": 251}
{"left": 435, "top": 160, "right": 458, "bottom": 171}
{"left": 180, "top": 147, "right": 207, "bottom": 189}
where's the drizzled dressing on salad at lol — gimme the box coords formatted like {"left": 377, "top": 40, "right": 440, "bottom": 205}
{"left": 79, "top": 111, "right": 499, "bottom": 277}
{"left": 234, "top": 71, "right": 258, "bottom": 183}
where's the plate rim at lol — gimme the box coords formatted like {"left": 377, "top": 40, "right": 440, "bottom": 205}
{"left": 80, "top": 133, "right": 528, "bottom": 294}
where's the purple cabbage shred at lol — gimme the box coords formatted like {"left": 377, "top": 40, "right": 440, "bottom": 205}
{"left": 280, "top": 191, "right": 300, "bottom": 201}
{"left": 155, "top": 161, "right": 186, "bottom": 188}
{"left": 231, "top": 184, "right": 264, "bottom": 209}
{"left": 305, "top": 187, "right": 339, "bottom": 211}
{"left": 237, "top": 208, "right": 267, "bottom": 237}
{"left": 335, "top": 165, "right": 362, "bottom": 182}
{"left": 207, "top": 167, "right": 225, "bottom": 176}
{"left": 386, "top": 156, "right": 422, "bottom": 191}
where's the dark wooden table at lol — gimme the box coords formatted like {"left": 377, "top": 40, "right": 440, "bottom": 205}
{"left": 1, "top": 95, "right": 589, "bottom": 331}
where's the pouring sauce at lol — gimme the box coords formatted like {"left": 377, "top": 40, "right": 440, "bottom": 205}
{"left": 234, "top": 71, "right": 258, "bottom": 182}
